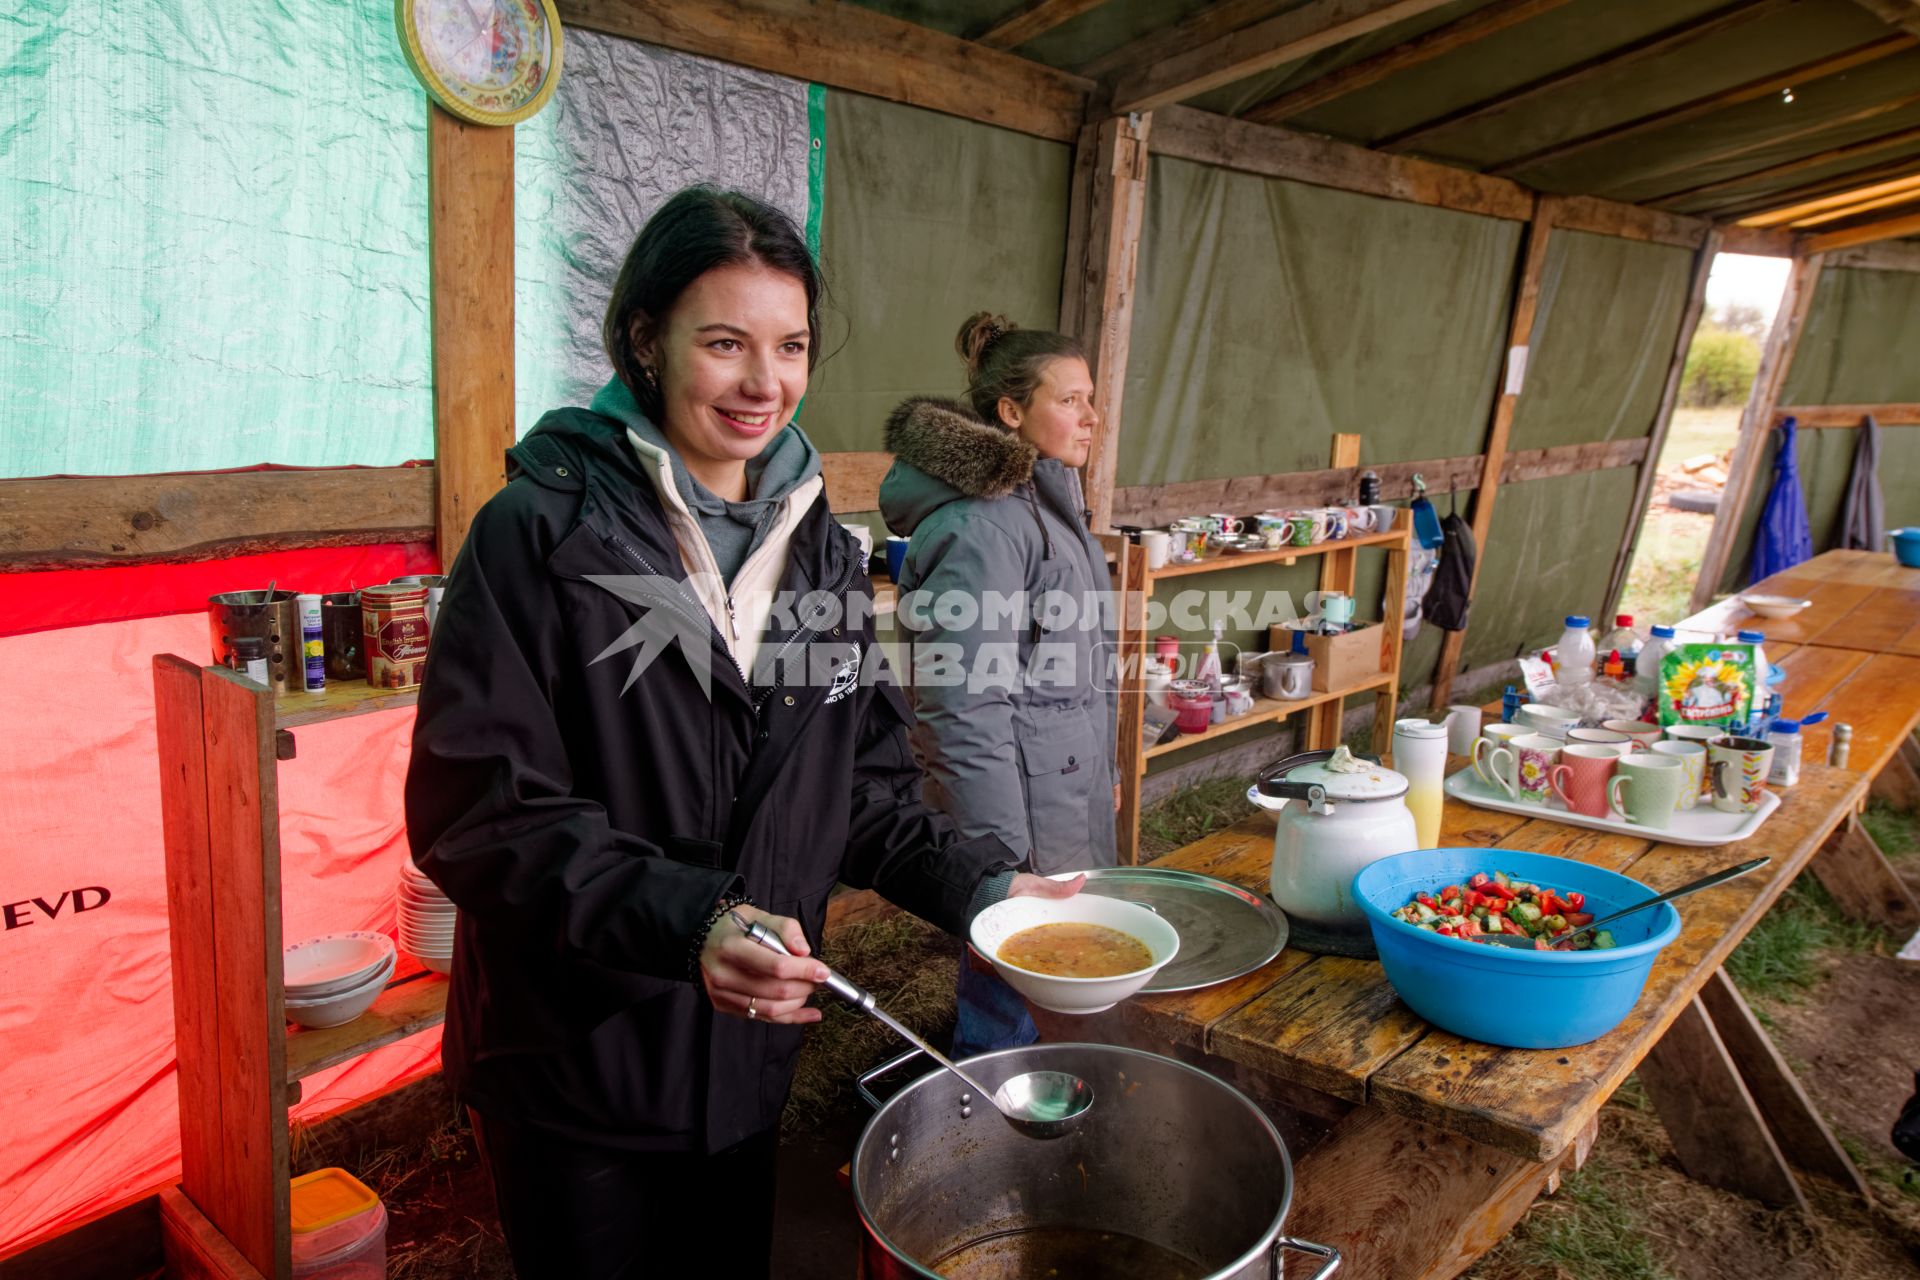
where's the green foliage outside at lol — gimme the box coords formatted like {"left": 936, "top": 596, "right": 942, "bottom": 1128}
{"left": 1679, "top": 327, "right": 1759, "bottom": 407}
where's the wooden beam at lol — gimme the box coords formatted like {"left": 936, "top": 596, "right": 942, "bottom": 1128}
{"left": 1605, "top": 230, "right": 1721, "bottom": 619}
{"left": 1826, "top": 236, "right": 1920, "bottom": 269}
{"left": 975, "top": 0, "right": 1107, "bottom": 50}
{"left": 819, "top": 451, "right": 893, "bottom": 513}
{"left": 1776, "top": 402, "right": 1920, "bottom": 426}
{"left": 557, "top": 0, "right": 1091, "bottom": 141}
{"left": 1690, "top": 252, "right": 1824, "bottom": 611}
{"left": 1485, "top": 35, "right": 1918, "bottom": 179}
{"left": 0, "top": 467, "right": 435, "bottom": 571}
{"left": 1637, "top": 995, "right": 1809, "bottom": 1209}
{"left": 1698, "top": 969, "right": 1872, "bottom": 1198}
{"left": 1811, "top": 814, "right": 1920, "bottom": 931}
{"left": 1104, "top": 533, "right": 1147, "bottom": 865}
{"left": 1790, "top": 183, "right": 1920, "bottom": 227}
{"left": 1076, "top": 0, "right": 1290, "bottom": 78}
{"left": 1377, "top": 0, "right": 1794, "bottom": 152}
{"left": 1716, "top": 223, "right": 1799, "bottom": 256}
{"left": 1656, "top": 124, "right": 1920, "bottom": 210}
{"left": 1429, "top": 201, "right": 1556, "bottom": 711}
{"left": 1499, "top": 437, "right": 1649, "bottom": 483}
{"left": 1705, "top": 156, "right": 1920, "bottom": 220}
{"left": 1852, "top": 0, "right": 1920, "bottom": 37}
{"left": 429, "top": 107, "right": 515, "bottom": 568}
{"left": 1804, "top": 207, "right": 1920, "bottom": 250}
{"left": 1109, "top": 0, "right": 1457, "bottom": 116}
{"left": 1242, "top": 0, "right": 1572, "bottom": 125}
{"left": 1548, "top": 194, "right": 1708, "bottom": 248}
{"left": 1150, "top": 105, "right": 1535, "bottom": 221}
{"left": 1063, "top": 112, "right": 1152, "bottom": 533}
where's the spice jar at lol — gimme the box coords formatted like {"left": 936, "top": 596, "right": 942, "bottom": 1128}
{"left": 360, "top": 584, "right": 430, "bottom": 689}
{"left": 229, "top": 636, "right": 270, "bottom": 687}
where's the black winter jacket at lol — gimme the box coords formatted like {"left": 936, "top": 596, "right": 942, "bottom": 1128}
{"left": 404, "top": 408, "right": 1014, "bottom": 1153}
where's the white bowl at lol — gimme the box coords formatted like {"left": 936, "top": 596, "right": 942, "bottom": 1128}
{"left": 288, "top": 950, "right": 395, "bottom": 1001}
{"left": 969, "top": 895, "right": 1178, "bottom": 1014}
{"left": 283, "top": 932, "right": 395, "bottom": 994}
{"left": 284, "top": 965, "right": 390, "bottom": 1028}
{"left": 1740, "top": 593, "right": 1811, "bottom": 620}
{"left": 399, "top": 925, "right": 455, "bottom": 946}
{"left": 419, "top": 952, "right": 453, "bottom": 974}
{"left": 397, "top": 896, "right": 456, "bottom": 918}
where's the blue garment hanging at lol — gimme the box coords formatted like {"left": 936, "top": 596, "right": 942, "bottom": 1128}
{"left": 1750, "top": 416, "right": 1813, "bottom": 582}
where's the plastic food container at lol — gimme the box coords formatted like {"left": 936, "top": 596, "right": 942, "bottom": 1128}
{"left": 1893, "top": 527, "right": 1920, "bottom": 569}
{"left": 290, "top": 1167, "right": 387, "bottom": 1278}
{"left": 1352, "top": 848, "right": 1680, "bottom": 1049}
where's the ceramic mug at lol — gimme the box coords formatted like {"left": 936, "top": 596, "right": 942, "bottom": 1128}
{"left": 1139, "top": 529, "right": 1173, "bottom": 570}
{"left": 1255, "top": 514, "right": 1293, "bottom": 549}
{"left": 1549, "top": 745, "right": 1619, "bottom": 818}
{"left": 1708, "top": 736, "right": 1775, "bottom": 814}
{"left": 1492, "top": 733, "right": 1563, "bottom": 805}
{"left": 1207, "top": 513, "right": 1244, "bottom": 536}
{"left": 1603, "top": 719, "right": 1664, "bottom": 751}
{"left": 1287, "top": 510, "right": 1325, "bottom": 546}
{"left": 1664, "top": 723, "right": 1724, "bottom": 748}
{"left": 1567, "top": 727, "right": 1639, "bottom": 758}
{"left": 1170, "top": 519, "right": 1210, "bottom": 561}
{"left": 1345, "top": 505, "right": 1376, "bottom": 533}
{"left": 1650, "top": 739, "right": 1707, "bottom": 809}
{"left": 1321, "top": 507, "right": 1349, "bottom": 540}
{"left": 1445, "top": 704, "right": 1483, "bottom": 757}
{"left": 1517, "top": 702, "right": 1580, "bottom": 740}
{"left": 1607, "top": 754, "right": 1687, "bottom": 829}
{"left": 1471, "top": 723, "right": 1529, "bottom": 798}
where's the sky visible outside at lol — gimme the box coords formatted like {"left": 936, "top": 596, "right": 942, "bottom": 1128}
{"left": 1706, "top": 252, "right": 1791, "bottom": 325}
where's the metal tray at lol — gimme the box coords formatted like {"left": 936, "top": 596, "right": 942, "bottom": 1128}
{"left": 1443, "top": 767, "right": 1781, "bottom": 847}
{"left": 1053, "top": 866, "right": 1289, "bottom": 992}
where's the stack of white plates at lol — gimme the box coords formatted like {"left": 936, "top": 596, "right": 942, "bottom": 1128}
{"left": 398, "top": 859, "right": 456, "bottom": 974}
{"left": 283, "top": 932, "right": 396, "bottom": 1029}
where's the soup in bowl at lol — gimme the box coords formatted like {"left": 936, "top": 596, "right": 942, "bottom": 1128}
{"left": 969, "top": 894, "right": 1178, "bottom": 1014}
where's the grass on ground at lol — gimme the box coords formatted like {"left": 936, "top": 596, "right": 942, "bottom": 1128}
{"left": 1724, "top": 872, "right": 1893, "bottom": 1002}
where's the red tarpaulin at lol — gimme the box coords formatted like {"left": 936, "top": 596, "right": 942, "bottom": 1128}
{"left": 0, "top": 545, "right": 445, "bottom": 1254}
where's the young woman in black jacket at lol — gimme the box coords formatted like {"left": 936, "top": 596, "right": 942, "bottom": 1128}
{"left": 404, "top": 187, "right": 1078, "bottom": 1278}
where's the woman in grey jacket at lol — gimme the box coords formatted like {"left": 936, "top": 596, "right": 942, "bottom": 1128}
{"left": 879, "top": 313, "right": 1119, "bottom": 1055}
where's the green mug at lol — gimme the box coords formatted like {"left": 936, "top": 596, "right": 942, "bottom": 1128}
{"left": 1606, "top": 755, "right": 1687, "bottom": 829}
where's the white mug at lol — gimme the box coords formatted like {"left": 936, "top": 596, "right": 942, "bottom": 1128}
{"left": 1517, "top": 702, "right": 1579, "bottom": 740}
{"left": 1471, "top": 723, "right": 1529, "bottom": 799}
{"left": 1650, "top": 739, "right": 1707, "bottom": 810}
{"left": 1445, "top": 704, "right": 1482, "bottom": 757}
{"left": 1139, "top": 529, "right": 1172, "bottom": 570}
{"left": 839, "top": 522, "right": 875, "bottom": 562}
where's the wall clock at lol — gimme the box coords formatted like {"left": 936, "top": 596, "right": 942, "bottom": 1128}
{"left": 396, "top": 0, "right": 563, "bottom": 127}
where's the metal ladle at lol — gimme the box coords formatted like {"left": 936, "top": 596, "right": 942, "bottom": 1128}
{"left": 1480, "top": 857, "right": 1768, "bottom": 949}
{"left": 729, "top": 910, "right": 1093, "bottom": 1139}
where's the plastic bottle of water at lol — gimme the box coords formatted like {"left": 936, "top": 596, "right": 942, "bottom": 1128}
{"left": 1635, "top": 624, "right": 1676, "bottom": 696}
{"left": 1557, "top": 615, "right": 1595, "bottom": 687}
{"left": 1599, "top": 614, "right": 1641, "bottom": 669}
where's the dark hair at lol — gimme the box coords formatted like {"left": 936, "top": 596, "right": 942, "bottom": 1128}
{"left": 603, "top": 187, "right": 823, "bottom": 420}
{"left": 955, "top": 312, "right": 1085, "bottom": 428}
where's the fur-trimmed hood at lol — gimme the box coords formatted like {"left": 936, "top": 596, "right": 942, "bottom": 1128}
{"left": 878, "top": 396, "right": 1037, "bottom": 535}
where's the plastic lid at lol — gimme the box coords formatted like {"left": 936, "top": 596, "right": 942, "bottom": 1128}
{"left": 1650, "top": 624, "right": 1676, "bottom": 638}
{"left": 1615, "top": 614, "right": 1632, "bottom": 626}
{"left": 1565, "top": 615, "right": 1590, "bottom": 627}
{"left": 1282, "top": 757, "right": 1408, "bottom": 802}
{"left": 1736, "top": 629, "right": 1766, "bottom": 643}
{"left": 1770, "top": 719, "right": 1801, "bottom": 734}
{"left": 230, "top": 636, "right": 266, "bottom": 655}
{"left": 289, "top": 1168, "right": 380, "bottom": 1234}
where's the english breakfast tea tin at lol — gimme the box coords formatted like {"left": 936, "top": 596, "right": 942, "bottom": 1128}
{"left": 361, "top": 584, "right": 430, "bottom": 688}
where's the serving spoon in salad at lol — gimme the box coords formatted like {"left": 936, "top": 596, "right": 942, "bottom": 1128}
{"left": 1480, "top": 857, "right": 1769, "bottom": 949}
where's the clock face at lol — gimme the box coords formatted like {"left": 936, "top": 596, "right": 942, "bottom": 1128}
{"left": 399, "top": 0, "right": 563, "bottom": 126}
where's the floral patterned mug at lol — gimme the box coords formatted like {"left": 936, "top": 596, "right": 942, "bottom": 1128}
{"left": 1489, "top": 733, "right": 1563, "bottom": 804}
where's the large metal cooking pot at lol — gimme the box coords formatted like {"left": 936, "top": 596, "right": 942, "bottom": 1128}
{"left": 851, "top": 1043, "right": 1339, "bottom": 1279}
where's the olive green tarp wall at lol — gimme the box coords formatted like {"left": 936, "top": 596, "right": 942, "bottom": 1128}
{"left": 1717, "top": 265, "right": 1920, "bottom": 592}
{"left": 802, "top": 91, "right": 1071, "bottom": 453}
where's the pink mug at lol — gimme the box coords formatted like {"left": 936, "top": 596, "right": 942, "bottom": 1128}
{"left": 1549, "top": 745, "right": 1620, "bottom": 818}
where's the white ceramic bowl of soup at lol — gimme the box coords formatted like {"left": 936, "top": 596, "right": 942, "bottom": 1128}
{"left": 968, "top": 894, "right": 1179, "bottom": 1015}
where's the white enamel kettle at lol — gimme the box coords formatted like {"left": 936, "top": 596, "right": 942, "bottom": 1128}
{"left": 1249, "top": 749, "right": 1419, "bottom": 957}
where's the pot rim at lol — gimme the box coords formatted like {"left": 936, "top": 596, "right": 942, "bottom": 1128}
{"left": 850, "top": 1041, "right": 1294, "bottom": 1279}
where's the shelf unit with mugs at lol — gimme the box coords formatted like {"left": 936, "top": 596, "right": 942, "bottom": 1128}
{"left": 1109, "top": 435, "right": 1414, "bottom": 865}
{"left": 152, "top": 656, "right": 444, "bottom": 1280}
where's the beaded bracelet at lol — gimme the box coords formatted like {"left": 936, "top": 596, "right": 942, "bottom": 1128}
{"left": 687, "top": 891, "right": 754, "bottom": 980}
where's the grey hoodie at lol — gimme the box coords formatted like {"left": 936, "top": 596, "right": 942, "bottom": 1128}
{"left": 879, "top": 397, "right": 1118, "bottom": 874}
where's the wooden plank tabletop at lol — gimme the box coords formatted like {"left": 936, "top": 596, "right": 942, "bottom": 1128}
{"left": 1114, "top": 763, "right": 1866, "bottom": 1165}
{"left": 1679, "top": 550, "right": 1920, "bottom": 649}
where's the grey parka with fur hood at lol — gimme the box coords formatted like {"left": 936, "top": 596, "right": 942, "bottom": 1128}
{"left": 878, "top": 397, "right": 1119, "bottom": 874}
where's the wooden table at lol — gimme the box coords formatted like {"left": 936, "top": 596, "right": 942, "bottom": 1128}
{"left": 1030, "top": 763, "right": 1870, "bottom": 1280}
{"left": 1677, "top": 550, "right": 1920, "bottom": 932}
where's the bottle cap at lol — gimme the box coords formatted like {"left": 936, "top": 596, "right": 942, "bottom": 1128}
{"left": 1650, "top": 624, "right": 1676, "bottom": 638}
{"left": 1770, "top": 719, "right": 1801, "bottom": 735}
{"left": 1737, "top": 629, "right": 1765, "bottom": 643}
{"left": 231, "top": 636, "right": 266, "bottom": 655}
{"left": 1615, "top": 614, "right": 1632, "bottom": 626}
{"left": 1565, "top": 615, "right": 1589, "bottom": 628}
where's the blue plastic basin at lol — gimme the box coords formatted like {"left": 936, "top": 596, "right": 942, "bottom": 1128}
{"left": 1892, "top": 527, "right": 1920, "bottom": 569}
{"left": 1353, "top": 849, "right": 1681, "bottom": 1049}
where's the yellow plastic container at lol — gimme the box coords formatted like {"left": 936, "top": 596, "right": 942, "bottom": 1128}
{"left": 289, "top": 1167, "right": 387, "bottom": 1278}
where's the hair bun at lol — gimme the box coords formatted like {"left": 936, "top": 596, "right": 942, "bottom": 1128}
{"left": 956, "top": 311, "right": 1017, "bottom": 377}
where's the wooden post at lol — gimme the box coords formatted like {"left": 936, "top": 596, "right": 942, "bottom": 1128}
{"left": 1811, "top": 812, "right": 1920, "bottom": 931}
{"left": 1689, "top": 252, "right": 1825, "bottom": 613}
{"left": 1604, "top": 228, "right": 1721, "bottom": 619}
{"left": 1062, "top": 111, "right": 1151, "bottom": 534}
{"left": 1428, "top": 197, "right": 1553, "bottom": 710}
{"left": 1374, "top": 509, "right": 1414, "bottom": 755}
{"left": 1105, "top": 533, "right": 1149, "bottom": 865}
{"left": 1311, "top": 434, "right": 1364, "bottom": 750}
{"left": 429, "top": 106, "right": 516, "bottom": 567}
{"left": 1637, "top": 994, "right": 1809, "bottom": 1210}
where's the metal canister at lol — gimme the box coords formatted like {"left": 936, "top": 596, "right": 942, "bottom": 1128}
{"left": 361, "top": 584, "right": 430, "bottom": 689}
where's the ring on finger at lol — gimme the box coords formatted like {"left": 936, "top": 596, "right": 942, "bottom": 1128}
{"left": 747, "top": 996, "right": 759, "bottom": 1020}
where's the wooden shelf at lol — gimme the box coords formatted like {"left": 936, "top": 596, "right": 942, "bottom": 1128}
{"left": 1144, "top": 673, "right": 1396, "bottom": 761}
{"left": 285, "top": 972, "right": 448, "bottom": 1084}
{"left": 1146, "top": 527, "right": 1410, "bottom": 584}
{"left": 274, "top": 678, "right": 420, "bottom": 728}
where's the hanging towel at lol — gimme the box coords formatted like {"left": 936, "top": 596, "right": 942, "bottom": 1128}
{"left": 1838, "top": 413, "right": 1885, "bottom": 551}
{"left": 1750, "top": 416, "right": 1813, "bottom": 582}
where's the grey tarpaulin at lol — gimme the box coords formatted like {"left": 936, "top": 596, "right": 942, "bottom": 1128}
{"left": 514, "top": 30, "right": 811, "bottom": 432}
{"left": 1840, "top": 415, "right": 1885, "bottom": 551}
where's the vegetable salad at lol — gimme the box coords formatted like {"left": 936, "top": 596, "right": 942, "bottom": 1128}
{"left": 1392, "top": 871, "right": 1618, "bottom": 950}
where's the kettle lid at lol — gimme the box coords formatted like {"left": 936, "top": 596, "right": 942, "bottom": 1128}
{"left": 1257, "top": 748, "right": 1408, "bottom": 803}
